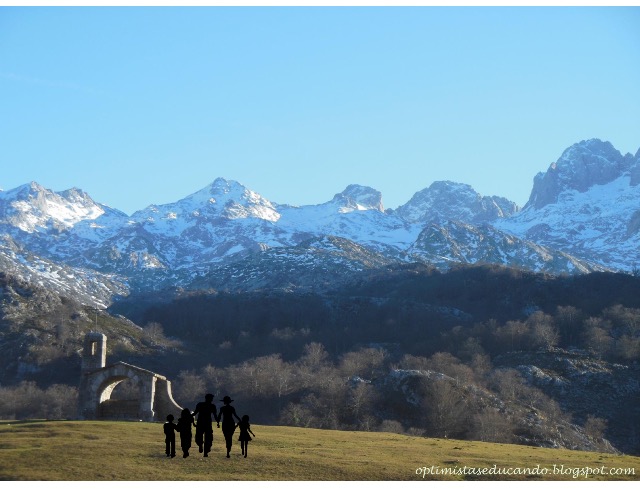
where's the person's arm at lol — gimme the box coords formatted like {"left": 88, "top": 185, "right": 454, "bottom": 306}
{"left": 191, "top": 407, "right": 199, "bottom": 427}
{"left": 249, "top": 427, "right": 255, "bottom": 437}
{"left": 233, "top": 407, "right": 241, "bottom": 423}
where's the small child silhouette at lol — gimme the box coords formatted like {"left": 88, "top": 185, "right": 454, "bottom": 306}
{"left": 236, "top": 414, "right": 255, "bottom": 458}
{"left": 163, "top": 414, "right": 177, "bottom": 458}
{"left": 176, "top": 408, "right": 196, "bottom": 458}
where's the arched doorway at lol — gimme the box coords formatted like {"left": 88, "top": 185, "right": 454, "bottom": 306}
{"left": 78, "top": 333, "right": 182, "bottom": 421}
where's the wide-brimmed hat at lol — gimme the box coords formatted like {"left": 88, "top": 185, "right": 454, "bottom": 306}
{"left": 220, "top": 396, "right": 234, "bottom": 403}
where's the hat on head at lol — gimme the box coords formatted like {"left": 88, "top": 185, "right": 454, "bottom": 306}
{"left": 205, "top": 393, "right": 214, "bottom": 400}
{"left": 220, "top": 395, "right": 234, "bottom": 403}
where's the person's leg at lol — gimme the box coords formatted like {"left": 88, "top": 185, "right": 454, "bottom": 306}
{"left": 181, "top": 436, "right": 189, "bottom": 457}
{"left": 244, "top": 441, "right": 248, "bottom": 458}
{"left": 196, "top": 427, "right": 203, "bottom": 453}
{"left": 204, "top": 427, "right": 213, "bottom": 456}
{"left": 226, "top": 433, "right": 232, "bottom": 457}
{"left": 165, "top": 439, "right": 170, "bottom": 456}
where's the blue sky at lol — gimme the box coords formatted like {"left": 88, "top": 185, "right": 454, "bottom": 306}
{"left": 1, "top": 6, "right": 639, "bottom": 215}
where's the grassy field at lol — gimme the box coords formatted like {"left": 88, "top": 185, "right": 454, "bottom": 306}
{"left": 0, "top": 420, "right": 638, "bottom": 481}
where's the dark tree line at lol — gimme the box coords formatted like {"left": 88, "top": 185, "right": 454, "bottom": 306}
{"left": 3, "top": 265, "right": 639, "bottom": 453}
{"left": 122, "top": 265, "right": 640, "bottom": 369}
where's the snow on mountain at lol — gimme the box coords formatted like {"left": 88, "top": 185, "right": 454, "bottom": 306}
{"left": 129, "top": 177, "right": 280, "bottom": 232}
{"left": 395, "top": 180, "right": 520, "bottom": 224}
{"left": 192, "top": 235, "right": 396, "bottom": 293}
{"left": 497, "top": 139, "right": 640, "bottom": 271}
{"left": 0, "top": 181, "right": 125, "bottom": 234}
{"left": 2, "top": 138, "right": 638, "bottom": 303}
{"left": 0, "top": 235, "right": 128, "bottom": 307}
{"left": 409, "top": 220, "right": 606, "bottom": 274}
{"left": 330, "top": 184, "right": 385, "bottom": 212}
{"left": 525, "top": 139, "right": 637, "bottom": 210}
{"left": 277, "top": 185, "right": 420, "bottom": 257}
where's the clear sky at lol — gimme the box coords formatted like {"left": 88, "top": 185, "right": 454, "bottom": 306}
{"left": 1, "top": 6, "right": 639, "bottom": 215}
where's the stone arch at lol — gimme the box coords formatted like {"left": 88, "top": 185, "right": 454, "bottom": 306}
{"left": 95, "top": 373, "right": 144, "bottom": 420}
{"left": 78, "top": 334, "right": 182, "bottom": 422}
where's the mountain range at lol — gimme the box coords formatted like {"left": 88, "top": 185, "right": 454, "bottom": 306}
{"left": 1, "top": 138, "right": 639, "bottom": 306}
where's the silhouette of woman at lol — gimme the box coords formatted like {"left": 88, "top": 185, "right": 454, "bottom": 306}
{"left": 176, "top": 407, "right": 196, "bottom": 458}
{"left": 217, "top": 395, "right": 241, "bottom": 458}
{"left": 237, "top": 414, "right": 255, "bottom": 458}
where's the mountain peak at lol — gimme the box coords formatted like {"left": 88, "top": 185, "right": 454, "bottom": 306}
{"left": 209, "top": 177, "right": 244, "bottom": 194}
{"left": 331, "top": 184, "right": 384, "bottom": 212}
{"left": 135, "top": 177, "right": 281, "bottom": 223}
{"left": 0, "top": 182, "right": 108, "bottom": 233}
{"left": 525, "top": 139, "right": 634, "bottom": 210}
{"left": 395, "top": 181, "right": 518, "bottom": 224}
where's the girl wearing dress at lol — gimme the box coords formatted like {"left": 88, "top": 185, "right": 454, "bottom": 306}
{"left": 237, "top": 414, "right": 255, "bottom": 458}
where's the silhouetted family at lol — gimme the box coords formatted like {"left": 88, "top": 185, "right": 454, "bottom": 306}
{"left": 163, "top": 394, "right": 255, "bottom": 459}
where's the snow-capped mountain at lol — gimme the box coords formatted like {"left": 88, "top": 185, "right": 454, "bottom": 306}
{"left": 0, "top": 182, "right": 108, "bottom": 233}
{"left": 192, "top": 235, "right": 397, "bottom": 293}
{"left": 524, "top": 139, "right": 638, "bottom": 210}
{"left": 408, "top": 220, "right": 606, "bottom": 274}
{"left": 496, "top": 139, "right": 640, "bottom": 270}
{"left": 396, "top": 180, "right": 520, "bottom": 224}
{"left": 1, "top": 138, "right": 637, "bottom": 305}
{"left": 0, "top": 235, "right": 127, "bottom": 307}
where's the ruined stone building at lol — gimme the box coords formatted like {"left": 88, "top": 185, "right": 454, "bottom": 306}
{"left": 78, "top": 332, "right": 182, "bottom": 421}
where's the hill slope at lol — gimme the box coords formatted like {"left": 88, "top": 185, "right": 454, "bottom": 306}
{"left": 0, "top": 421, "right": 638, "bottom": 481}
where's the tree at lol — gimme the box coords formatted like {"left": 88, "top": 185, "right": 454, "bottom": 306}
{"left": 299, "top": 342, "right": 329, "bottom": 370}
{"left": 379, "top": 419, "right": 404, "bottom": 434}
{"left": 279, "top": 402, "right": 315, "bottom": 428}
{"left": 489, "top": 368, "right": 523, "bottom": 402}
{"left": 527, "top": 312, "right": 559, "bottom": 350}
{"left": 584, "top": 415, "right": 607, "bottom": 441}
{"left": 427, "top": 352, "right": 474, "bottom": 385}
{"left": 339, "top": 348, "right": 388, "bottom": 379}
{"left": 175, "top": 371, "right": 206, "bottom": 406}
{"left": 142, "top": 322, "right": 165, "bottom": 345}
{"left": 423, "top": 379, "right": 468, "bottom": 439}
{"left": 347, "top": 382, "right": 378, "bottom": 422}
{"left": 556, "top": 305, "right": 583, "bottom": 347}
{"left": 583, "top": 317, "right": 613, "bottom": 358}
{"left": 470, "top": 408, "right": 514, "bottom": 443}
{"left": 494, "top": 321, "right": 529, "bottom": 352}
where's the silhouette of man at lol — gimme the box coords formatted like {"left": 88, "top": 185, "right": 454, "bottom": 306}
{"left": 217, "top": 395, "right": 241, "bottom": 458}
{"left": 193, "top": 393, "right": 218, "bottom": 457}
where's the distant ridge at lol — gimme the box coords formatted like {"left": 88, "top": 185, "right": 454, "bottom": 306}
{"left": 0, "top": 138, "right": 637, "bottom": 305}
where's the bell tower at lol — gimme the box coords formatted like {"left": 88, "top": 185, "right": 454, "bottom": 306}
{"left": 81, "top": 332, "right": 107, "bottom": 374}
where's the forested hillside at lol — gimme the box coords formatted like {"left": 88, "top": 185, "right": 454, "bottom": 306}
{"left": 2, "top": 264, "right": 639, "bottom": 454}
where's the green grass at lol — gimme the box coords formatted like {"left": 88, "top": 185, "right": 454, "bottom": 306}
{"left": 0, "top": 420, "right": 638, "bottom": 481}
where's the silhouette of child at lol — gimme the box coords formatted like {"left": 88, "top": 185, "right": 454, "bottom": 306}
{"left": 236, "top": 414, "right": 255, "bottom": 458}
{"left": 163, "top": 414, "right": 177, "bottom": 458}
{"left": 176, "top": 408, "right": 196, "bottom": 458}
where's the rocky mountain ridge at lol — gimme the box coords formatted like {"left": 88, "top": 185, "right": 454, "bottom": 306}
{"left": 1, "top": 138, "right": 638, "bottom": 305}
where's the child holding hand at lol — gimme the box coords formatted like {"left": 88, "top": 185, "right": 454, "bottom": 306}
{"left": 236, "top": 414, "right": 255, "bottom": 458}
